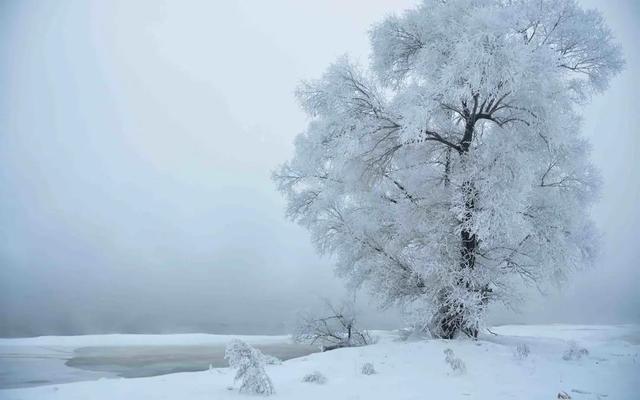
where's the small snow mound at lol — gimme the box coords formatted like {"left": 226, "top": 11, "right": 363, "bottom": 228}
{"left": 262, "top": 354, "right": 282, "bottom": 365}
{"left": 361, "top": 362, "right": 376, "bottom": 375}
{"left": 301, "top": 371, "right": 327, "bottom": 384}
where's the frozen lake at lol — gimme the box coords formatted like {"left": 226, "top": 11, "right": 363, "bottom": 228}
{"left": 0, "top": 335, "right": 317, "bottom": 389}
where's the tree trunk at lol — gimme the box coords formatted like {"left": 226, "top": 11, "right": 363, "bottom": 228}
{"left": 435, "top": 117, "right": 481, "bottom": 339}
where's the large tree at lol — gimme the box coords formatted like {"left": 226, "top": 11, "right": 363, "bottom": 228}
{"left": 274, "top": 0, "right": 623, "bottom": 338}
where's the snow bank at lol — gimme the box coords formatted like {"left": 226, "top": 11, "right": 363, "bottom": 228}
{"left": 491, "top": 324, "right": 639, "bottom": 343}
{"left": 1, "top": 325, "right": 638, "bottom": 400}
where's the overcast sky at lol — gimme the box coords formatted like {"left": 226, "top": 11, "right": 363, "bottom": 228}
{"left": 0, "top": 0, "right": 638, "bottom": 337}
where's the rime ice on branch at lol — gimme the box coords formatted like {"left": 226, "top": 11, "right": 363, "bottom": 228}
{"left": 274, "top": 0, "right": 623, "bottom": 338}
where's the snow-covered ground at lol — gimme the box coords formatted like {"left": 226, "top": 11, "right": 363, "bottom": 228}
{"left": 1, "top": 324, "right": 638, "bottom": 399}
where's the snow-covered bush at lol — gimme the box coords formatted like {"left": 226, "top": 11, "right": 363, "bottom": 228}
{"left": 562, "top": 341, "right": 589, "bottom": 361}
{"left": 294, "top": 299, "right": 372, "bottom": 351}
{"left": 225, "top": 339, "right": 275, "bottom": 395}
{"left": 444, "top": 348, "right": 466, "bottom": 374}
{"left": 513, "top": 343, "right": 530, "bottom": 360}
{"left": 301, "top": 371, "right": 327, "bottom": 384}
{"left": 361, "top": 362, "right": 376, "bottom": 375}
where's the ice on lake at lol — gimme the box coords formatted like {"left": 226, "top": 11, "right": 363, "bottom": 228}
{"left": 0, "top": 336, "right": 316, "bottom": 389}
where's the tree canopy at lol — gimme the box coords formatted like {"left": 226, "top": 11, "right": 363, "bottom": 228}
{"left": 275, "top": 0, "right": 623, "bottom": 338}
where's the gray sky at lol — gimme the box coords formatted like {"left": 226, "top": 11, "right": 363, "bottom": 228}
{"left": 0, "top": 0, "right": 638, "bottom": 337}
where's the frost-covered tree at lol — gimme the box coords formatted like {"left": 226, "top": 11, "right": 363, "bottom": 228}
{"left": 225, "top": 339, "right": 275, "bottom": 395}
{"left": 274, "top": 0, "right": 622, "bottom": 339}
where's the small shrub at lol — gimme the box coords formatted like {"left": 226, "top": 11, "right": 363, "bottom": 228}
{"left": 301, "top": 371, "right": 327, "bottom": 384}
{"left": 444, "top": 348, "right": 466, "bottom": 374}
{"left": 562, "top": 341, "right": 589, "bottom": 361}
{"left": 293, "top": 299, "right": 372, "bottom": 350}
{"left": 225, "top": 339, "right": 275, "bottom": 395}
{"left": 361, "top": 362, "right": 376, "bottom": 375}
{"left": 513, "top": 343, "right": 530, "bottom": 360}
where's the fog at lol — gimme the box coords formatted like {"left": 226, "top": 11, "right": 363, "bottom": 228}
{"left": 0, "top": 0, "right": 638, "bottom": 337}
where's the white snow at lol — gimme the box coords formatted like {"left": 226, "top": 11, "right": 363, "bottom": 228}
{"left": 1, "top": 324, "right": 638, "bottom": 400}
